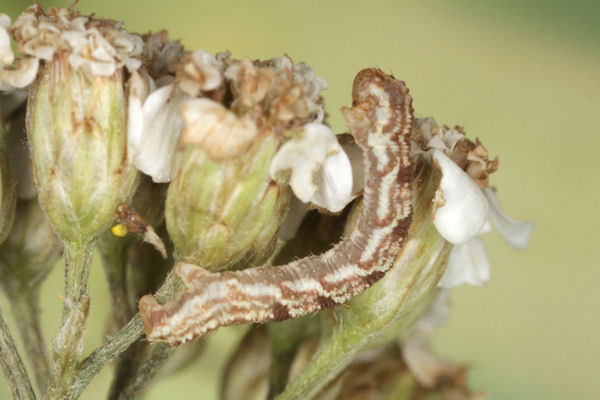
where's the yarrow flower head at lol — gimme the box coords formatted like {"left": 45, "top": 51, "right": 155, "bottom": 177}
{"left": 127, "top": 42, "right": 353, "bottom": 210}
{"left": 1, "top": 4, "right": 144, "bottom": 242}
{"left": 412, "top": 118, "right": 534, "bottom": 287}
{"left": 124, "top": 43, "right": 355, "bottom": 267}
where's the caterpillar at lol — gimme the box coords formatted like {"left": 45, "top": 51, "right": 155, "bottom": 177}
{"left": 139, "top": 68, "right": 415, "bottom": 345}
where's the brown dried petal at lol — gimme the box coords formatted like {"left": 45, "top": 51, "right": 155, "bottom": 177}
{"left": 141, "top": 30, "right": 184, "bottom": 80}
{"left": 223, "top": 55, "right": 326, "bottom": 129}
{"left": 179, "top": 98, "right": 258, "bottom": 159}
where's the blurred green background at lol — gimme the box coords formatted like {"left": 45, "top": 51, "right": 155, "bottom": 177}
{"left": 1, "top": 0, "right": 598, "bottom": 399}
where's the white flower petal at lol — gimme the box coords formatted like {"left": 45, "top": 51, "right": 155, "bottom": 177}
{"left": 0, "top": 14, "right": 14, "bottom": 67}
{"left": 442, "top": 128, "right": 464, "bottom": 153}
{"left": 191, "top": 50, "right": 222, "bottom": 91}
{"left": 311, "top": 146, "right": 353, "bottom": 212}
{"left": 128, "top": 84, "right": 186, "bottom": 182}
{"left": 438, "top": 237, "right": 491, "bottom": 288}
{"left": 484, "top": 188, "right": 534, "bottom": 250}
{"left": 178, "top": 50, "right": 223, "bottom": 96}
{"left": 426, "top": 135, "right": 448, "bottom": 152}
{"left": 0, "top": 15, "right": 10, "bottom": 30}
{"left": 415, "top": 117, "right": 437, "bottom": 142}
{"left": 270, "top": 123, "right": 353, "bottom": 212}
{"left": 126, "top": 70, "right": 152, "bottom": 158}
{"left": 88, "top": 59, "right": 117, "bottom": 77}
{"left": 480, "top": 220, "right": 493, "bottom": 234}
{"left": 432, "top": 151, "right": 489, "bottom": 244}
{"left": 341, "top": 141, "right": 365, "bottom": 195}
{"left": 0, "top": 57, "right": 39, "bottom": 90}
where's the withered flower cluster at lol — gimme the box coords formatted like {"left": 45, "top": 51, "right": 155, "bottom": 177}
{"left": 0, "top": 3, "right": 532, "bottom": 400}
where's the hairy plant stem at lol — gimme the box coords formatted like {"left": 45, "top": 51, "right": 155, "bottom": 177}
{"left": 61, "top": 271, "right": 183, "bottom": 400}
{"left": 48, "top": 240, "right": 94, "bottom": 399}
{"left": 8, "top": 290, "right": 50, "bottom": 392}
{"left": 70, "top": 315, "right": 144, "bottom": 399}
{"left": 0, "top": 308, "right": 36, "bottom": 400}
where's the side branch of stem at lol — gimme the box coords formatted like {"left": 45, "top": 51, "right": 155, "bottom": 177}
{"left": 0, "top": 308, "right": 36, "bottom": 400}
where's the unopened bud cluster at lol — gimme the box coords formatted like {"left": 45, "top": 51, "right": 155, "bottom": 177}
{"left": 0, "top": 3, "right": 532, "bottom": 400}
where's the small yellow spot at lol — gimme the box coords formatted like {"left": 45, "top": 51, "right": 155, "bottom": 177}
{"left": 58, "top": 295, "right": 64, "bottom": 301}
{"left": 111, "top": 224, "right": 128, "bottom": 237}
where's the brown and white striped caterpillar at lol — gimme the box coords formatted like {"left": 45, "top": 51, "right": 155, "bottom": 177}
{"left": 139, "top": 68, "right": 415, "bottom": 345}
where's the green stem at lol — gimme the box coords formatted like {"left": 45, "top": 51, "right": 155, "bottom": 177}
{"left": 9, "top": 291, "right": 50, "bottom": 392}
{"left": 48, "top": 240, "right": 94, "bottom": 399}
{"left": 0, "top": 308, "right": 36, "bottom": 400}
{"left": 276, "top": 238, "right": 448, "bottom": 400}
{"left": 67, "top": 315, "right": 144, "bottom": 400}
{"left": 63, "top": 271, "right": 182, "bottom": 400}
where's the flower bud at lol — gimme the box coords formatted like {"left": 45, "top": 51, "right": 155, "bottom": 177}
{"left": 162, "top": 54, "right": 353, "bottom": 269}
{"left": 165, "top": 131, "right": 292, "bottom": 269}
{"left": 26, "top": 55, "right": 138, "bottom": 242}
{"left": 1, "top": 4, "right": 144, "bottom": 243}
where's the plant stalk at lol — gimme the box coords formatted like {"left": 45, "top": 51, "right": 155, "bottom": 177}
{"left": 48, "top": 240, "right": 94, "bottom": 399}
{"left": 0, "top": 308, "right": 36, "bottom": 400}
{"left": 63, "top": 271, "right": 182, "bottom": 399}
{"left": 9, "top": 291, "right": 50, "bottom": 392}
